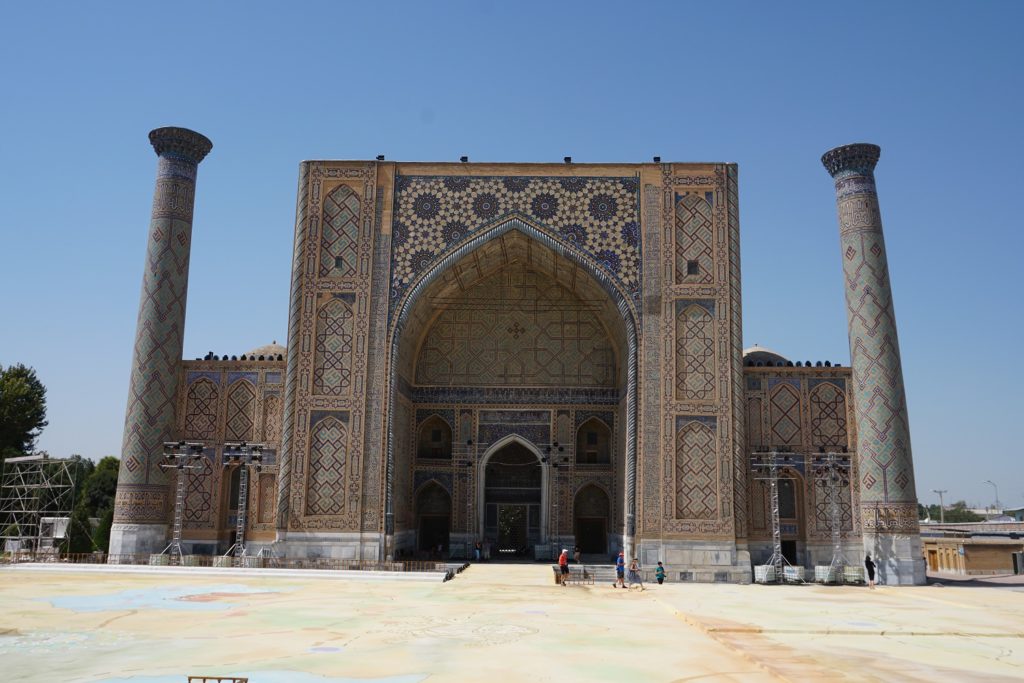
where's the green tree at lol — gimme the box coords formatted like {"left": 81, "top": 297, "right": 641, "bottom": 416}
{"left": 920, "top": 500, "right": 985, "bottom": 523}
{"left": 67, "top": 456, "right": 119, "bottom": 553}
{"left": 0, "top": 364, "right": 48, "bottom": 461}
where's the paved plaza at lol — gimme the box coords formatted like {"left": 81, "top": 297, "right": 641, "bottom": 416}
{"left": 0, "top": 564, "right": 1022, "bottom": 682}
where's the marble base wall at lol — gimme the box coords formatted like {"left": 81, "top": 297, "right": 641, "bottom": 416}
{"left": 866, "top": 532, "right": 926, "bottom": 585}
{"left": 747, "top": 540, "right": 864, "bottom": 569}
{"left": 108, "top": 523, "right": 168, "bottom": 557}
{"left": 638, "top": 539, "right": 752, "bottom": 583}
{"left": 274, "top": 531, "right": 382, "bottom": 561}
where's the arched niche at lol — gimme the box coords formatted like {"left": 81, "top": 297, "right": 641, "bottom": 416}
{"left": 575, "top": 417, "right": 612, "bottom": 465}
{"left": 573, "top": 484, "right": 610, "bottom": 554}
{"left": 417, "top": 415, "right": 453, "bottom": 460}
{"left": 385, "top": 220, "right": 639, "bottom": 556}
{"left": 414, "top": 481, "right": 451, "bottom": 554}
{"left": 478, "top": 435, "right": 548, "bottom": 555}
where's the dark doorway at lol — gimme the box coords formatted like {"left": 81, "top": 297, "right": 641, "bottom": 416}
{"left": 415, "top": 482, "right": 451, "bottom": 554}
{"left": 573, "top": 485, "right": 610, "bottom": 554}
{"left": 575, "top": 518, "right": 606, "bottom": 554}
{"left": 419, "top": 515, "right": 450, "bottom": 553}
{"left": 781, "top": 540, "right": 798, "bottom": 565}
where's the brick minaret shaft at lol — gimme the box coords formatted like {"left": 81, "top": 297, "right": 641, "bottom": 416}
{"left": 110, "top": 127, "right": 212, "bottom": 555}
{"left": 822, "top": 143, "right": 924, "bottom": 585}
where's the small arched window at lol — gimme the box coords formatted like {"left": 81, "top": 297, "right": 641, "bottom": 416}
{"left": 575, "top": 418, "right": 611, "bottom": 465}
{"left": 417, "top": 415, "right": 452, "bottom": 460}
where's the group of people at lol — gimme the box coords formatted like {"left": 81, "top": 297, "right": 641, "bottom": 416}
{"left": 612, "top": 551, "right": 665, "bottom": 590}
{"left": 556, "top": 548, "right": 666, "bottom": 590}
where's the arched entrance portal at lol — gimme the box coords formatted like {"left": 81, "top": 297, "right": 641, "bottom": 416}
{"left": 387, "top": 223, "right": 636, "bottom": 561}
{"left": 415, "top": 482, "right": 451, "bottom": 554}
{"left": 483, "top": 440, "right": 543, "bottom": 557}
{"left": 574, "top": 484, "right": 610, "bottom": 554}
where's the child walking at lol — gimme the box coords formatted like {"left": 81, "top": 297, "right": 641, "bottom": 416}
{"left": 655, "top": 561, "right": 666, "bottom": 585}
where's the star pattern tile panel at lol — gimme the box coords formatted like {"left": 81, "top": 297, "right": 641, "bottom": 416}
{"left": 390, "top": 175, "right": 641, "bottom": 317}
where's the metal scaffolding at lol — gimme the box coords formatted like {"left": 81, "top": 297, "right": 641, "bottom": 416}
{"left": 0, "top": 453, "right": 80, "bottom": 558}
{"left": 160, "top": 441, "right": 207, "bottom": 562}
{"left": 221, "top": 442, "right": 265, "bottom": 559}
{"left": 810, "top": 447, "right": 854, "bottom": 583}
{"left": 751, "top": 447, "right": 800, "bottom": 583}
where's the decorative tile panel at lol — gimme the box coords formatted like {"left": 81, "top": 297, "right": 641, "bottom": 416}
{"left": 390, "top": 175, "right": 641, "bottom": 316}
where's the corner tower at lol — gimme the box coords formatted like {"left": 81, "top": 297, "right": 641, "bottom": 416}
{"left": 822, "top": 143, "right": 924, "bottom": 585}
{"left": 110, "top": 127, "right": 212, "bottom": 555}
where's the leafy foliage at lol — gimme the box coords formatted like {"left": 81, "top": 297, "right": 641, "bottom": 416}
{"left": 919, "top": 500, "right": 985, "bottom": 523}
{"left": 67, "top": 456, "right": 119, "bottom": 553}
{"left": 0, "top": 364, "right": 48, "bottom": 461}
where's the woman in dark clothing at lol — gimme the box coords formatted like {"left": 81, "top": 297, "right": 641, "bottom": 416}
{"left": 864, "top": 554, "right": 876, "bottom": 589}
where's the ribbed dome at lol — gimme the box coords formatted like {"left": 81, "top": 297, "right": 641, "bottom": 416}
{"left": 245, "top": 341, "right": 286, "bottom": 358}
{"left": 742, "top": 345, "right": 789, "bottom": 365}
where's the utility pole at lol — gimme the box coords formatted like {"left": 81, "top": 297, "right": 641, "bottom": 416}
{"left": 932, "top": 489, "right": 947, "bottom": 524}
{"left": 984, "top": 480, "right": 1001, "bottom": 512}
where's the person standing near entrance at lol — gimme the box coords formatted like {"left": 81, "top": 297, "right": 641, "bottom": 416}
{"left": 865, "top": 553, "right": 877, "bottom": 589}
{"left": 558, "top": 549, "right": 570, "bottom": 586}
{"left": 573, "top": 545, "right": 581, "bottom": 564}
{"left": 627, "top": 557, "right": 645, "bottom": 591}
{"left": 613, "top": 551, "right": 626, "bottom": 588}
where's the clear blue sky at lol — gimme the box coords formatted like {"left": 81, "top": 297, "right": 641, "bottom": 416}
{"left": 1, "top": 2, "right": 1020, "bottom": 509}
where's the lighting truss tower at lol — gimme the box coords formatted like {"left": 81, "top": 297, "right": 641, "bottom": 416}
{"left": 0, "top": 453, "right": 80, "bottom": 559}
{"left": 160, "top": 441, "right": 207, "bottom": 562}
{"left": 222, "top": 442, "right": 265, "bottom": 558}
{"left": 811, "top": 447, "right": 853, "bottom": 583}
{"left": 751, "top": 447, "right": 798, "bottom": 582}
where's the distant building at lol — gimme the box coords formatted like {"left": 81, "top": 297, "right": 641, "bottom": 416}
{"left": 922, "top": 522, "right": 1024, "bottom": 575}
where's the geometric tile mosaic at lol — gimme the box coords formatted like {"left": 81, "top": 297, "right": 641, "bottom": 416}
{"left": 390, "top": 175, "right": 641, "bottom": 316}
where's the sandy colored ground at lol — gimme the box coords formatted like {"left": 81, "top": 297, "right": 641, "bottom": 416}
{"left": 0, "top": 564, "right": 1022, "bottom": 682}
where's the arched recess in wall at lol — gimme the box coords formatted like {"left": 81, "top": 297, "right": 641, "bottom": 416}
{"left": 414, "top": 480, "right": 451, "bottom": 553}
{"left": 184, "top": 378, "right": 218, "bottom": 441}
{"left": 384, "top": 217, "right": 639, "bottom": 547}
{"left": 674, "top": 420, "right": 718, "bottom": 520}
{"left": 810, "top": 381, "right": 847, "bottom": 448}
{"left": 305, "top": 416, "right": 348, "bottom": 516}
{"left": 573, "top": 483, "right": 611, "bottom": 554}
{"left": 320, "top": 184, "right": 360, "bottom": 279}
{"left": 225, "top": 380, "right": 256, "bottom": 442}
{"left": 675, "top": 303, "right": 715, "bottom": 401}
{"left": 313, "top": 297, "right": 355, "bottom": 396}
{"left": 674, "top": 192, "right": 714, "bottom": 284}
{"left": 417, "top": 415, "right": 453, "bottom": 460}
{"left": 575, "top": 417, "right": 612, "bottom": 465}
{"left": 769, "top": 383, "right": 802, "bottom": 447}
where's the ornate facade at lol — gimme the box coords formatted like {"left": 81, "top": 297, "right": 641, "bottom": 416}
{"left": 110, "top": 128, "right": 923, "bottom": 584}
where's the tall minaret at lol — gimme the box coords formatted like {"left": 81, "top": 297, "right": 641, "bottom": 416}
{"left": 110, "top": 127, "right": 212, "bottom": 556}
{"left": 822, "top": 143, "right": 924, "bottom": 585}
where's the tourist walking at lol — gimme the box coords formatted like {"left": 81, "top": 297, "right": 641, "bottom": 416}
{"left": 573, "top": 545, "right": 581, "bottom": 565}
{"left": 864, "top": 554, "right": 876, "bottom": 589}
{"left": 655, "top": 561, "right": 666, "bottom": 585}
{"left": 558, "top": 548, "right": 570, "bottom": 586}
{"left": 613, "top": 551, "right": 626, "bottom": 588}
{"left": 627, "top": 558, "right": 645, "bottom": 591}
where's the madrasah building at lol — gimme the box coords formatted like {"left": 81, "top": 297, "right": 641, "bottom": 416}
{"left": 110, "top": 127, "right": 925, "bottom": 585}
